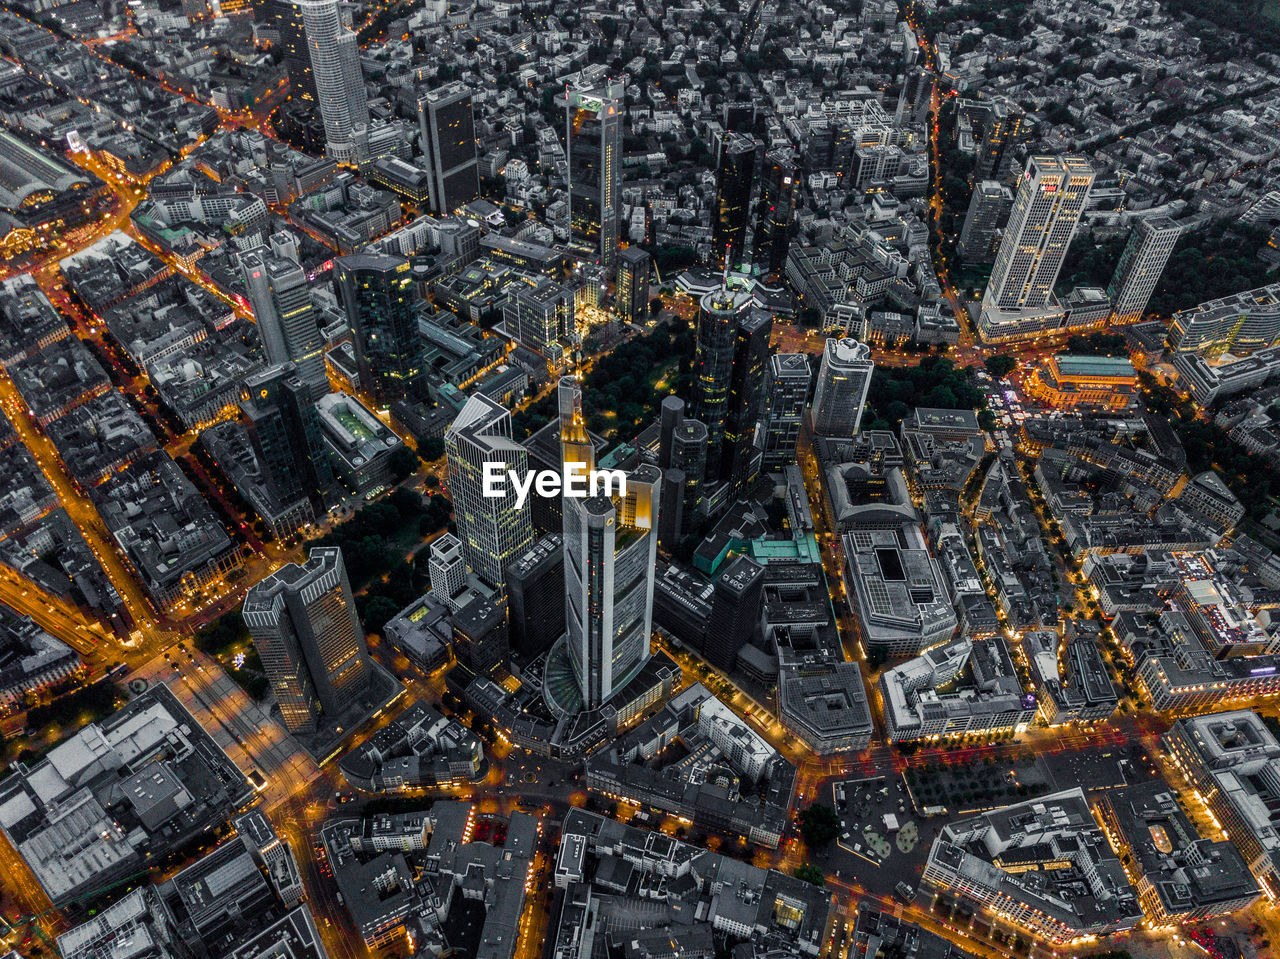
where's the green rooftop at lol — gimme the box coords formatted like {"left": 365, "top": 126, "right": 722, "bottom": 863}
{"left": 1054, "top": 354, "right": 1135, "bottom": 376}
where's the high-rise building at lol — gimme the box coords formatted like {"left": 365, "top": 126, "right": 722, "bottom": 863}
{"left": 691, "top": 287, "right": 754, "bottom": 481}
{"left": 563, "top": 462, "right": 661, "bottom": 709}
{"left": 427, "top": 532, "right": 468, "bottom": 608}
{"left": 565, "top": 82, "right": 624, "bottom": 271}
{"left": 979, "top": 156, "right": 1094, "bottom": 341}
{"left": 713, "top": 133, "right": 756, "bottom": 268}
{"left": 812, "top": 337, "right": 874, "bottom": 437}
{"left": 332, "top": 253, "right": 423, "bottom": 402}
{"left": 761, "top": 353, "right": 811, "bottom": 471}
{"left": 266, "top": 0, "right": 316, "bottom": 105}
{"left": 615, "top": 247, "right": 651, "bottom": 326}
{"left": 1108, "top": 216, "right": 1181, "bottom": 324}
{"left": 504, "top": 276, "right": 573, "bottom": 370}
{"left": 241, "top": 246, "right": 328, "bottom": 400}
{"left": 444, "top": 394, "right": 535, "bottom": 590}
{"left": 723, "top": 309, "right": 772, "bottom": 498}
{"left": 299, "top": 0, "right": 368, "bottom": 164}
{"left": 507, "top": 534, "right": 565, "bottom": 660}
{"left": 242, "top": 546, "right": 371, "bottom": 734}
{"left": 416, "top": 82, "right": 479, "bottom": 215}
{"left": 241, "top": 363, "right": 334, "bottom": 505}
{"left": 957, "top": 180, "right": 1012, "bottom": 265}
{"left": 752, "top": 149, "right": 796, "bottom": 274}
{"left": 973, "top": 101, "right": 1030, "bottom": 183}
{"left": 703, "top": 555, "right": 764, "bottom": 671}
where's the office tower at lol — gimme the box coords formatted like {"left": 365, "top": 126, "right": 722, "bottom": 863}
{"left": 565, "top": 81, "right": 624, "bottom": 271}
{"left": 452, "top": 594, "right": 508, "bottom": 675}
{"left": 973, "top": 101, "right": 1030, "bottom": 183}
{"left": 444, "top": 394, "right": 535, "bottom": 590}
{"left": 658, "top": 395, "right": 685, "bottom": 471}
{"left": 979, "top": 156, "right": 1094, "bottom": 339}
{"left": 507, "top": 534, "right": 565, "bottom": 659}
{"left": 268, "top": 0, "right": 316, "bottom": 105}
{"left": 332, "top": 253, "right": 423, "bottom": 402}
{"left": 704, "top": 555, "right": 765, "bottom": 672}
{"left": 241, "top": 247, "right": 328, "bottom": 400}
{"left": 427, "top": 532, "right": 468, "bottom": 608}
{"left": 986, "top": 156, "right": 1094, "bottom": 312}
{"left": 563, "top": 463, "right": 661, "bottom": 709}
{"left": 723, "top": 309, "right": 772, "bottom": 498}
{"left": 504, "top": 277, "right": 573, "bottom": 370}
{"left": 761, "top": 353, "right": 812, "bottom": 471}
{"left": 416, "top": 82, "right": 479, "bottom": 215}
{"left": 300, "top": 0, "right": 368, "bottom": 163}
{"left": 616, "top": 247, "right": 651, "bottom": 326}
{"left": 241, "top": 363, "right": 334, "bottom": 505}
{"left": 1108, "top": 216, "right": 1181, "bottom": 323}
{"left": 752, "top": 149, "right": 796, "bottom": 274}
{"left": 691, "top": 287, "right": 754, "bottom": 481}
{"left": 812, "top": 337, "right": 874, "bottom": 437}
{"left": 713, "top": 133, "right": 756, "bottom": 268}
{"left": 957, "top": 180, "right": 1013, "bottom": 265}
{"left": 242, "top": 546, "right": 371, "bottom": 734}
{"left": 657, "top": 466, "right": 685, "bottom": 553}
{"left": 658, "top": 397, "right": 708, "bottom": 540}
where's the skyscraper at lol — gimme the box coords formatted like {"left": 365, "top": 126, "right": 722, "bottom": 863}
{"left": 615, "top": 247, "right": 651, "bottom": 326}
{"left": 417, "top": 82, "right": 479, "bottom": 215}
{"left": 723, "top": 309, "right": 772, "bottom": 498}
{"left": 973, "top": 101, "right": 1030, "bottom": 183}
{"left": 761, "top": 353, "right": 812, "bottom": 471}
{"left": 1108, "top": 216, "right": 1181, "bottom": 323}
{"left": 565, "top": 81, "right": 623, "bottom": 271}
{"left": 241, "top": 363, "right": 334, "bottom": 506}
{"left": 267, "top": 0, "right": 316, "bottom": 105}
{"left": 812, "top": 337, "right": 874, "bottom": 438}
{"left": 713, "top": 133, "right": 756, "bottom": 268}
{"left": 242, "top": 546, "right": 371, "bottom": 734}
{"left": 444, "top": 394, "right": 535, "bottom": 590}
{"left": 332, "top": 253, "right": 423, "bottom": 402}
{"left": 752, "top": 149, "right": 796, "bottom": 274}
{"left": 691, "top": 287, "right": 754, "bottom": 481}
{"left": 704, "top": 554, "right": 764, "bottom": 672}
{"left": 979, "top": 156, "right": 1094, "bottom": 341}
{"left": 299, "top": 0, "right": 368, "bottom": 164}
{"left": 957, "top": 180, "right": 1013, "bottom": 265}
{"left": 241, "top": 246, "right": 328, "bottom": 400}
{"left": 563, "top": 462, "right": 661, "bottom": 709}
{"left": 507, "top": 534, "right": 565, "bottom": 660}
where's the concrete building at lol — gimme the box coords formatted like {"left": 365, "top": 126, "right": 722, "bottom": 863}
{"left": 1108, "top": 216, "right": 1181, "bottom": 324}
{"left": 978, "top": 156, "right": 1094, "bottom": 342}
{"left": 416, "top": 82, "right": 479, "bottom": 215}
{"left": 444, "top": 394, "right": 535, "bottom": 590}
{"left": 243, "top": 546, "right": 372, "bottom": 734}
{"left": 299, "top": 0, "right": 368, "bottom": 163}
{"left": 922, "top": 788, "right": 1141, "bottom": 943}
{"left": 812, "top": 337, "right": 873, "bottom": 438}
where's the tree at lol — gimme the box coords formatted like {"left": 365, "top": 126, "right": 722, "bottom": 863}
{"left": 984, "top": 355, "right": 1017, "bottom": 378}
{"left": 649, "top": 296, "right": 663, "bottom": 316}
{"left": 388, "top": 445, "right": 421, "bottom": 481}
{"left": 794, "top": 863, "right": 826, "bottom": 886}
{"left": 420, "top": 436, "right": 445, "bottom": 461}
{"left": 797, "top": 803, "right": 841, "bottom": 847}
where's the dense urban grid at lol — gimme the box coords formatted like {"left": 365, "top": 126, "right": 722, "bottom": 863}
{"left": 0, "top": 0, "right": 1275, "bottom": 957}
